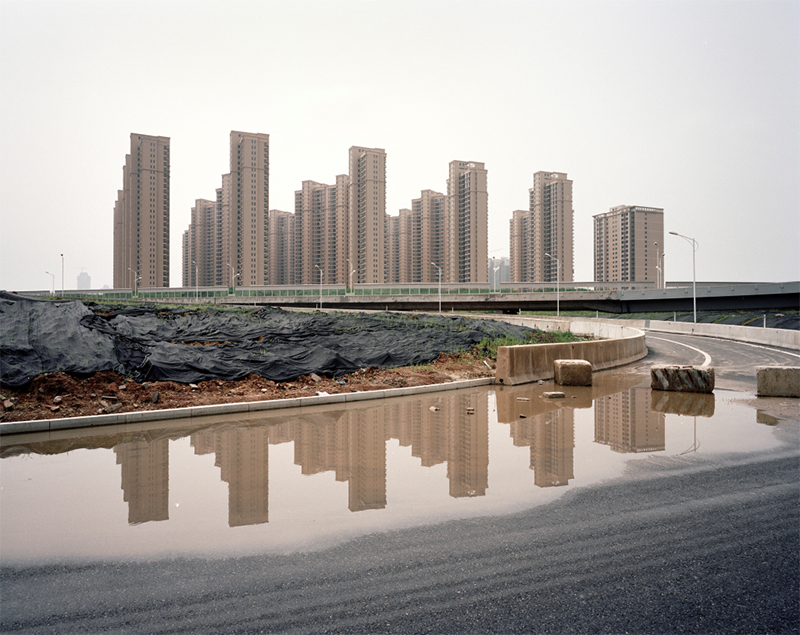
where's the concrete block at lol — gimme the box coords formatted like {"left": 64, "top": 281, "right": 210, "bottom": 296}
{"left": 756, "top": 367, "right": 800, "bottom": 398}
{"left": 543, "top": 392, "right": 566, "bottom": 399}
{"left": 651, "top": 365, "right": 715, "bottom": 393}
{"left": 554, "top": 359, "right": 592, "bottom": 386}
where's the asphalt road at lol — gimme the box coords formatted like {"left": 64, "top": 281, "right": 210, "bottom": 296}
{"left": 1, "top": 334, "right": 798, "bottom": 635}
{"left": 642, "top": 329, "right": 800, "bottom": 393}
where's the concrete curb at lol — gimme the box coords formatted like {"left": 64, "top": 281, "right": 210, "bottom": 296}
{"left": 0, "top": 377, "right": 494, "bottom": 436}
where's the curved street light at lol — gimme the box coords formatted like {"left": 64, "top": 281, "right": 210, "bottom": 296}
{"left": 128, "top": 268, "right": 139, "bottom": 296}
{"left": 226, "top": 262, "right": 240, "bottom": 292}
{"left": 669, "top": 231, "right": 698, "bottom": 323}
{"left": 315, "top": 264, "right": 323, "bottom": 310}
{"left": 192, "top": 261, "right": 198, "bottom": 302}
{"left": 45, "top": 271, "right": 55, "bottom": 295}
{"left": 347, "top": 258, "right": 355, "bottom": 294}
{"left": 431, "top": 262, "right": 442, "bottom": 313}
{"left": 654, "top": 242, "right": 660, "bottom": 289}
{"left": 545, "top": 253, "right": 560, "bottom": 317}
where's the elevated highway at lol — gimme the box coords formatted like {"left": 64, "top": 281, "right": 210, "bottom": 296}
{"left": 17, "top": 281, "right": 799, "bottom": 314}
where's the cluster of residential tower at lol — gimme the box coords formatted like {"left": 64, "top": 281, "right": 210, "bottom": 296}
{"left": 112, "top": 132, "right": 664, "bottom": 291}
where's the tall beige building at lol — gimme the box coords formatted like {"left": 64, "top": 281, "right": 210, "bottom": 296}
{"left": 349, "top": 147, "right": 386, "bottom": 283}
{"left": 510, "top": 171, "right": 573, "bottom": 283}
{"left": 113, "top": 133, "right": 170, "bottom": 289}
{"left": 294, "top": 176, "right": 350, "bottom": 285}
{"left": 227, "top": 131, "right": 270, "bottom": 286}
{"left": 446, "top": 161, "right": 488, "bottom": 283}
{"left": 268, "top": 209, "right": 294, "bottom": 285}
{"left": 386, "top": 208, "right": 412, "bottom": 283}
{"left": 183, "top": 198, "right": 218, "bottom": 287}
{"left": 412, "top": 189, "right": 447, "bottom": 283}
{"left": 593, "top": 205, "right": 664, "bottom": 283}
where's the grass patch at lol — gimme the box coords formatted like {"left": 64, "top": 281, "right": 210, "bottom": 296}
{"left": 474, "top": 329, "right": 591, "bottom": 360}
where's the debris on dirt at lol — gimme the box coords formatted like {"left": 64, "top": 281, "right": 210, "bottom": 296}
{"left": 0, "top": 349, "right": 495, "bottom": 423}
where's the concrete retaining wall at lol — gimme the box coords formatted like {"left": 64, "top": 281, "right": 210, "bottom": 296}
{"left": 645, "top": 320, "right": 800, "bottom": 350}
{"left": 495, "top": 321, "right": 647, "bottom": 386}
{"left": 496, "top": 315, "right": 800, "bottom": 350}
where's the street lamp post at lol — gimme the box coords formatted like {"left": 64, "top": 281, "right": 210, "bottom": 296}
{"left": 192, "top": 261, "right": 198, "bottom": 302}
{"left": 45, "top": 271, "right": 55, "bottom": 295}
{"left": 431, "top": 262, "right": 442, "bottom": 313}
{"left": 545, "top": 253, "right": 560, "bottom": 317}
{"left": 493, "top": 266, "right": 500, "bottom": 294}
{"left": 347, "top": 258, "right": 355, "bottom": 294}
{"left": 654, "top": 242, "right": 659, "bottom": 289}
{"left": 315, "top": 264, "right": 323, "bottom": 310}
{"left": 128, "top": 268, "right": 139, "bottom": 296}
{"left": 60, "top": 253, "right": 64, "bottom": 295}
{"left": 669, "top": 231, "right": 698, "bottom": 323}
{"left": 660, "top": 253, "right": 666, "bottom": 288}
{"left": 226, "top": 263, "right": 239, "bottom": 293}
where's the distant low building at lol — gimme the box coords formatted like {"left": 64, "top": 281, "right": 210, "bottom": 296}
{"left": 77, "top": 271, "right": 91, "bottom": 290}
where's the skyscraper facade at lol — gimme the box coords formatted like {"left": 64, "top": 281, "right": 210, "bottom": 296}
{"left": 113, "top": 133, "right": 170, "bottom": 289}
{"left": 412, "top": 189, "right": 447, "bottom": 283}
{"left": 183, "top": 198, "right": 218, "bottom": 287}
{"left": 446, "top": 161, "right": 488, "bottom": 283}
{"left": 268, "top": 209, "right": 294, "bottom": 286}
{"left": 294, "top": 176, "right": 350, "bottom": 285}
{"left": 510, "top": 171, "right": 573, "bottom": 283}
{"left": 386, "top": 208, "right": 412, "bottom": 283}
{"left": 228, "top": 131, "right": 269, "bottom": 287}
{"left": 593, "top": 205, "right": 664, "bottom": 283}
{"left": 349, "top": 147, "right": 387, "bottom": 284}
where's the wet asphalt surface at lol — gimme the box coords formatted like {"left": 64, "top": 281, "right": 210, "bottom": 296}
{"left": 1, "top": 334, "right": 798, "bottom": 634}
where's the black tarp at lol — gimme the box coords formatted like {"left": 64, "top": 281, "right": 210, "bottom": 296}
{"left": 0, "top": 292, "right": 533, "bottom": 387}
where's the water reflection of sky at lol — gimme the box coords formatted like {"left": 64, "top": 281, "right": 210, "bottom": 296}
{"left": 0, "top": 378, "right": 789, "bottom": 565}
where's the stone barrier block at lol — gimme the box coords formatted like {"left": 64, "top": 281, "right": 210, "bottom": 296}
{"left": 650, "top": 365, "right": 714, "bottom": 393}
{"left": 554, "top": 359, "right": 593, "bottom": 386}
{"left": 756, "top": 367, "right": 800, "bottom": 398}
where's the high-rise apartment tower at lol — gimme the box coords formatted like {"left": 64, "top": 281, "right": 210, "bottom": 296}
{"left": 294, "top": 176, "right": 350, "bottom": 285}
{"left": 510, "top": 171, "right": 573, "bottom": 283}
{"left": 349, "top": 147, "right": 386, "bottom": 284}
{"left": 446, "top": 161, "right": 488, "bottom": 283}
{"left": 227, "top": 131, "right": 269, "bottom": 286}
{"left": 113, "top": 133, "right": 170, "bottom": 289}
{"left": 593, "top": 205, "right": 664, "bottom": 284}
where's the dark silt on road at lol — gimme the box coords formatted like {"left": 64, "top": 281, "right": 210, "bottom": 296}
{"left": 0, "top": 334, "right": 798, "bottom": 634}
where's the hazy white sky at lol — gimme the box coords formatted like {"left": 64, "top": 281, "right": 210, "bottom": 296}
{"left": 1, "top": 0, "right": 798, "bottom": 291}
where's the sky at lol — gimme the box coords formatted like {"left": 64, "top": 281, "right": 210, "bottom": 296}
{"left": 1, "top": 0, "right": 798, "bottom": 292}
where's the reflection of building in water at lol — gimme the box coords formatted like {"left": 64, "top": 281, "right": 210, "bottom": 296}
{"left": 447, "top": 393, "right": 488, "bottom": 497}
{"left": 595, "top": 386, "right": 665, "bottom": 453}
{"left": 509, "top": 409, "right": 574, "bottom": 487}
{"left": 186, "top": 390, "right": 491, "bottom": 521}
{"left": 292, "top": 414, "right": 350, "bottom": 483}
{"left": 344, "top": 409, "right": 387, "bottom": 511}
{"left": 114, "top": 438, "right": 169, "bottom": 525}
{"left": 386, "top": 399, "right": 448, "bottom": 468}
{"left": 530, "top": 409, "right": 574, "bottom": 487}
{"left": 191, "top": 426, "right": 270, "bottom": 527}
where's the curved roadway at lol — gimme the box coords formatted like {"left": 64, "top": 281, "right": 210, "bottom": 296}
{"left": 1, "top": 333, "right": 798, "bottom": 635}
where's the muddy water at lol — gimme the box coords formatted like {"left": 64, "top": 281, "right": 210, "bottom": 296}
{"left": 0, "top": 374, "right": 788, "bottom": 565}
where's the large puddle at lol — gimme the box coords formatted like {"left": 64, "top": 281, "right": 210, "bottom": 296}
{"left": 0, "top": 373, "right": 791, "bottom": 565}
